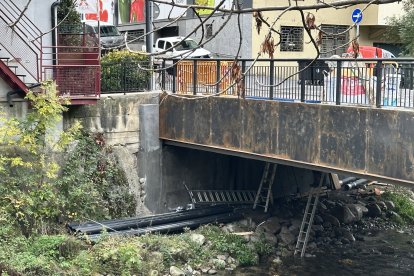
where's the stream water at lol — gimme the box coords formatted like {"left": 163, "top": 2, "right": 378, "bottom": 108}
{"left": 224, "top": 228, "right": 414, "bottom": 275}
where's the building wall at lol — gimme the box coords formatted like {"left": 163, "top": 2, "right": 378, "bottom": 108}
{"left": 251, "top": 1, "right": 403, "bottom": 59}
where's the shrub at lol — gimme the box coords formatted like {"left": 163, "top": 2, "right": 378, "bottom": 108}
{"left": 101, "top": 50, "right": 151, "bottom": 92}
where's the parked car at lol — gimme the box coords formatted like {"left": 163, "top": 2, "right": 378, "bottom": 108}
{"left": 83, "top": 21, "right": 125, "bottom": 50}
{"left": 154, "top": 36, "right": 212, "bottom": 59}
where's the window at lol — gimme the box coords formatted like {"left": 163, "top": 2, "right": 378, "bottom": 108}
{"left": 320, "top": 25, "right": 349, "bottom": 57}
{"left": 165, "top": 42, "right": 173, "bottom": 50}
{"left": 206, "top": 23, "right": 213, "bottom": 39}
{"left": 157, "top": 40, "right": 165, "bottom": 49}
{"left": 124, "top": 29, "right": 144, "bottom": 43}
{"left": 280, "top": 26, "right": 304, "bottom": 52}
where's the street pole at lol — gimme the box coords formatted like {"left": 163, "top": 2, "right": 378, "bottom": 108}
{"left": 145, "top": 0, "right": 154, "bottom": 90}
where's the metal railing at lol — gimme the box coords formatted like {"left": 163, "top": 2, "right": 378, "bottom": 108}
{"left": 101, "top": 61, "right": 152, "bottom": 93}
{"left": 158, "top": 58, "right": 414, "bottom": 109}
{"left": 0, "top": 0, "right": 42, "bottom": 81}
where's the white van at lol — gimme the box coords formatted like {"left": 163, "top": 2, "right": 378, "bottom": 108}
{"left": 83, "top": 21, "right": 125, "bottom": 50}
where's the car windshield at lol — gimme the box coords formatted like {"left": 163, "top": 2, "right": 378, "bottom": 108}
{"left": 174, "top": 39, "right": 199, "bottom": 51}
{"left": 95, "top": 26, "right": 121, "bottom": 37}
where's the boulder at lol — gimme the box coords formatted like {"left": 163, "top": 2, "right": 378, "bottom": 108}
{"left": 170, "top": 266, "right": 185, "bottom": 276}
{"left": 263, "top": 232, "right": 278, "bottom": 245}
{"left": 190, "top": 234, "right": 206, "bottom": 246}
{"left": 261, "top": 217, "right": 282, "bottom": 234}
{"left": 367, "top": 204, "right": 382, "bottom": 217}
{"left": 278, "top": 226, "right": 296, "bottom": 245}
{"left": 385, "top": 200, "right": 396, "bottom": 210}
{"left": 314, "top": 215, "right": 324, "bottom": 225}
{"left": 377, "top": 201, "right": 388, "bottom": 211}
{"left": 346, "top": 204, "right": 366, "bottom": 221}
{"left": 331, "top": 206, "right": 356, "bottom": 224}
{"left": 322, "top": 214, "right": 341, "bottom": 227}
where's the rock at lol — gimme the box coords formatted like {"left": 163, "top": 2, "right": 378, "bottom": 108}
{"left": 318, "top": 202, "right": 328, "bottom": 211}
{"left": 212, "top": 258, "right": 226, "bottom": 269}
{"left": 149, "top": 270, "right": 158, "bottom": 276}
{"left": 208, "top": 269, "right": 217, "bottom": 275}
{"left": 190, "top": 234, "right": 206, "bottom": 246}
{"left": 323, "top": 222, "right": 332, "bottom": 229}
{"left": 385, "top": 200, "right": 396, "bottom": 210}
{"left": 388, "top": 211, "right": 402, "bottom": 222}
{"left": 377, "top": 201, "right": 388, "bottom": 211}
{"left": 314, "top": 215, "right": 324, "bottom": 225}
{"left": 323, "top": 200, "right": 337, "bottom": 208}
{"left": 222, "top": 223, "right": 246, "bottom": 234}
{"left": 343, "top": 231, "right": 356, "bottom": 242}
{"left": 322, "top": 214, "right": 341, "bottom": 227}
{"left": 238, "top": 218, "right": 257, "bottom": 229}
{"left": 355, "top": 235, "right": 365, "bottom": 241}
{"left": 331, "top": 206, "right": 356, "bottom": 224}
{"left": 312, "top": 225, "right": 324, "bottom": 233}
{"left": 341, "top": 238, "right": 350, "bottom": 244}
{"left": 226, "top": 256, "right": 236, "bottom": 264}
{"left": 170, "top": 266, "right": 185, "bottom": 276}
{"left": 261, "top": 217, "right": 282, "bottom": 234}
{"left": 289, "top": 219, "right": 302, "bottom": 233}
{"left": 278, "top": 226, "right": 296, "bottom": 245}
{"left": 346, "top": 204, "right": 366, "bottom": 221}
{"left": 263, "top": 232, "right": 278, "bottom": 245}
{"left": 272, "top": 257, "right": 282, "bottom": 265}
{"left": 201, "top": 268, "right": 210, "bottom": 273}
{"left": 367, "top": 204, "right": 382, "bottom": 217}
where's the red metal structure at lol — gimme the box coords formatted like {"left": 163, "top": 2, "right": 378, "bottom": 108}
{"left": 0, "top": 0, "right": 100, "bottom": 105}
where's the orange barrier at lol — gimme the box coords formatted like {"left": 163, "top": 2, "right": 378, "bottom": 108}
{"left": 176, "top": 61, "right": 233, "bottom": 93}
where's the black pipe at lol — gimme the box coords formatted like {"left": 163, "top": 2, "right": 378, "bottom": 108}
{"left": 51, "top": 0, "right": 61, "bottom": 66}
{"left": 6, "top": 90, "right": 20, "bottom": 107}
{"left": 345, "top": 179, "right": 368, "bottom": 190}
{"left": 339, "top": 177, "right": 357, "bottom": 186}
{"left": 68, "top": 205, "right": 235, "bottom": 234}
{"left": 86, "top": 212, "right": 243, "bottom": 242}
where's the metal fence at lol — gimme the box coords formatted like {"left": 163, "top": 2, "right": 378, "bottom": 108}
{"left": 157, "top": 58, "right": 414, "bottom": 109}
{"left": 101, "top": 61, "right": 151, "bottom": 93}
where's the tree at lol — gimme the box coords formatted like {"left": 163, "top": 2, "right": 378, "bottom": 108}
{"left": 386, "top": 1, "right": 414, "bottom": 55}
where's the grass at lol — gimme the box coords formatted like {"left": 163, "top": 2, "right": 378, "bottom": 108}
{"left": 382, "top": 190, "right": 414, "bottom": 224}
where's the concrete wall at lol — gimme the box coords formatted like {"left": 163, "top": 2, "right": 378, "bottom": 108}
{"left": 159, "top": 145, "right": 316, "bottom": 212}
{"left": 64, "top": 92, "right": 159, "bottom": 214}
{"left": 160, "top": 96, "right": 414, "bottom": 186}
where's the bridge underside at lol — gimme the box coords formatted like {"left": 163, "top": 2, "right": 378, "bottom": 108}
{"left": 160, "top": 95, "right": 414, "bottom": 186}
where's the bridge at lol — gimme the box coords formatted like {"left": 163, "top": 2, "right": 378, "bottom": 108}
{"left": 157, "top": 58, "right": 414, "bottom": 186}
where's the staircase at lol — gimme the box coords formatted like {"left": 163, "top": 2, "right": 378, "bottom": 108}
{"left": 0, "top": 0, "right": 43, "bottom": 86}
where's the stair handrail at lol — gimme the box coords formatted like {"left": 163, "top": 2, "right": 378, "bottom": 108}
{"left": 0, "top": 0, "right": 44, "bottom": 81}
{"left": 0, "top": 1, "right": 42, "bottom": 51}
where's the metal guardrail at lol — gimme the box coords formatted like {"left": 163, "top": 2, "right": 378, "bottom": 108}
{"left": 101, "top": 61, "right": 152, "bottom": 93}
{"left": 157, "top": 58, "right": 414, "bottom": 109}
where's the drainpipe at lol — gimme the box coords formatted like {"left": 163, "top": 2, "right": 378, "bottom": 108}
{"left": 51, "top": 0, "right": 62, "bottom": 66}
{"left": 6, "top": 90, "right": 21, "bottom": 107}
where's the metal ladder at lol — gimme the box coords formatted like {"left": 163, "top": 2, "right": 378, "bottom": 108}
{"left": 253, "top": 163, "right": 277, "bottom": 212}
{"left": 294, "top": 173, "right": 326, "bottom": 257}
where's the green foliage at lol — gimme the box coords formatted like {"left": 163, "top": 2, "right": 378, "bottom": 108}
{"left": 56, "top": 132, "right": 136, "bottom": 222}
{"left": 57, "top": 0, "right": 81, "bottom": 26}
{"left": 199, "top": 225, "right": 259, "bottom": 266}
{"left": 382, "top": 191, "right": 414, "bottom": 224}
{"left": 101, "top": 50, "right": 151, "bottom": 92}
{"left": 0, "top": 225, "right": 272, "bottom": 275}
{"left": 0, "top": 81, "right": 81, "bottom": 235}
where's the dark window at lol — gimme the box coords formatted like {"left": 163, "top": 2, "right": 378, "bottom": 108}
{"left": 165, "top": 42, "right": 173, "bottom": 50}
{"left": 280, "top": 26, "right": 303, "bottom": 52}
{"left": 320, "top": 25, "right": 349, "bottom": 57}
{"left": 123, "top": 29, "right": 144, "bottom": 43}
{"left": 206, "top": 23, "right": 213, "bottom": 39}
{"left": 157, "top": 40, "right": 165, "bottom": 49}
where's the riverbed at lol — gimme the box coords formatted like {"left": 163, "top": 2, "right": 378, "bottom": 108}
{"left": 223, "top": 228, "right": 414, "bottom": 275}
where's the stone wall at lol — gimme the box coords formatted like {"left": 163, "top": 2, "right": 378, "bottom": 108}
{"left": 64, "top": 92, "right": 160, "bottom": 215}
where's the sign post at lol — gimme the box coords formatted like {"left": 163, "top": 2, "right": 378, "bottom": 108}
{"left": 352, "top": 8, "right": 363, "bottom": 42}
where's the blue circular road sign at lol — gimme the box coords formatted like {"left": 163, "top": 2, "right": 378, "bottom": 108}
{"left": 352, "top": 8, "right": 363, "bottom": 24}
